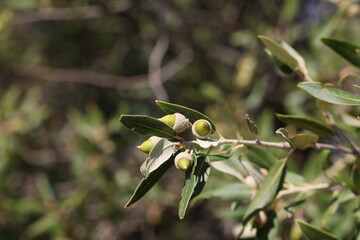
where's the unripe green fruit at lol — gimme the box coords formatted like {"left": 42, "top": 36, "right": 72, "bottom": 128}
{"left": 192, "top": 119, "right": 212, "bottom": 139}
{"left": 160, "top": 114, "right": 176, "bottom": 128}
{"left": 137, "top": 136, "right": 161, "bottom": 154}
{"left": 174, "top": 152, "right": 193, "bottom": 171}
{"left": 160, "top": 113, "right": 191, "bottom": 133}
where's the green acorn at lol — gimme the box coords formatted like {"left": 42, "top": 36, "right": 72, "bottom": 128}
{"left": 137, "top": 136, "right": 161, "bottom": 154}
{"left": 174, "top": 152, "right": 193, "bottom": 171}
{"left": 192, "top": 119, "right": 213, "bottom": 139}
{"left": 160, "top": 113, "right": 191, "bottom": 133}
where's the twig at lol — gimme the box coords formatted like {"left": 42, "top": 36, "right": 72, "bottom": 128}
{"left": 148, "top": 36, "right": 170, "bottom": 101}
{"left": 188, "top": 138, "right": 358, "bottom": 156}
{"left": 277, "top": 183, "right": 330, "bottom": 199}
{"left": 11, "top": 1, "right": 132, "bottom": 24}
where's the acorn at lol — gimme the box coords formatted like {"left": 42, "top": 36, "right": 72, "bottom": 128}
{"left": 174, "top": 152, "right": 193, "bottom": 171}
{"left": 160, "top": 113, "right": 191, "bottom": 133}
{"left": 192, "top": 119, "right": 213, "bottom": 139}
{"left": 137, "top": 136, "right": 161, "bottom": 154}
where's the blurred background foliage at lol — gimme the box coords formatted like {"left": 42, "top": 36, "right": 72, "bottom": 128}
{"left": 0, "top": 0, "right": 359, "bottom": 239}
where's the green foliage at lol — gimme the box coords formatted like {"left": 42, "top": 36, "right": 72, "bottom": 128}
{"left": 298, "top": 82, "right": 360, "bottom": 105}
{"left": 1, "top": 1, "right": 360, "bottom": 239}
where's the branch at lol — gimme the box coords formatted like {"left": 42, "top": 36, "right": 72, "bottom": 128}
{"left": 148, "top": 36, "right": 170, "bottom": 101}
{"left": 11, "top": 1, "right": 132, "bottom": 24}
{"left": 189, "top": 138, "right": 358, "bottom": 156}
{"left": 277, "top": 183, "right": 330, "bottom": 199}
{"left": 12, "top": 49, "right": 193, "bottom": 90}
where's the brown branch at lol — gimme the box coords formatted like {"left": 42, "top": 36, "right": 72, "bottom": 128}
{"left": 11, "top": 1, "right": 132, "bottom": 24}
{"left": 12, "top": 49, "right": 193, "bottom": 90}
{"left": 148, "top": 36, "right": 170, "bottom": 101}
{"left": 189, "top": 138, "right": 358, "bottom": 156}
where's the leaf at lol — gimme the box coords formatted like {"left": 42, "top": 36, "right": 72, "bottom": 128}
{"left": 321, "top": 38, "right": 360, "bottom": 68}
{"left": 196, "top": 138, "right": 219, "bottom": 149}
{"left": 284, "top": 193, "right": 307, "bottom": 213}
{"left": 140, "top": 139, "right": 176, "bottom": 176}
{"left": 194, "top": 183, "right": 252, "bottom": 202}
{"left": 209, "top": 154, "right": 246, "bottom": 181}
{"left": 125, "top": 155, "right": 174, "bottom": 208}
{"left": 291, "top": 134, "right": 319, "bottom": 150}
{"left": 258, "top": 35, "right": 298, "bottom": 69}
{"left": 276, "top": 128, "right": 293, "bottom": 147}
{"left": 276, "top": 113, "right": 334, "bottom": 137}
{"left": 245, "top": 114, "right": 259, "bottom": 136}
{"left": 156, "top": 100, "right": 216, "bottom": 131}
{"left": 243, "top": 159, "right": 287, "bottom": 224}
{"left": 298, "top": 82, "right": 360, "bottom": 105}
{"left": 120, "top": 115, "right": 176, "bottom": 138}
{"left": 178, "top": 155, "right": 211, "bottom": 219}
{"left": 265, "top": 49, "right": 294, "bottom": 75}
{"left": 26, "top": 214, "right": 60, "bottom": 238}
{"left": 246, "top": 146, "right": 277, "bottom": 169}
{"left": 297, "top": 220, "right": 339, "bottom": 240}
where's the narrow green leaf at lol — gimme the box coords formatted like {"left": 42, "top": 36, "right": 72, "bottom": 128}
{"left": 321, "top": 38, "right": 360, "bottom": 68}
{"left": 243, "top": 159, "right": 287, "bottom": 224}
{"left": 178, "top": 156, "right": 210, "bottom": 219}
{"left": 156, "top": 100, "right": 216, "bottom": 131}
{"left": 258, "top": 35, "right": 298, "bottom": 69}
{"left": 125, "top": 156, "right": 174, "bottom": 208}
{"left": 276, "top": 113, "right": 333, "bottom": 137}
{"left": 246, "top": 146, "right": 277, "bottom": 169}
{"left": 245, "top": 114, "right": 259, "bottom": 136}
{"left": 297, "top": 220, "right": 339, "bottom": 240}
{"left": 120, "top": 114, "right": 176, "bottom": 138}
{"left": 298, "top": 82, "right": 360, "bottom": 105}
{"left": 194, "top": 183, "right": 252, "bottom": 202}
{"left": 291, "top": 134, "right": 319, "bottom": 150}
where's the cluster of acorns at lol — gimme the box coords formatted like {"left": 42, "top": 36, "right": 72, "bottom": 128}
{"left": 137, "top": 113, "right": 213, "bottom": 171}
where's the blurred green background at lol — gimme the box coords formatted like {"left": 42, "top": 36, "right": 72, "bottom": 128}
{"left": 0, "top": 0, "right": 359, "bottom": 239}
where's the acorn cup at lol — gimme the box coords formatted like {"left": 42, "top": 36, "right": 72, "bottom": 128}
{"left": 192, "top": 119, "right": 213, "bottom": 139}
{"left": 174, "top": 152, "right": 193, "bottom": 171}
{"left": 160, "top": 113, "right": 191, "bottom": 133}
{"left": 137, "top": 136, "right": 161, "bottom": 154}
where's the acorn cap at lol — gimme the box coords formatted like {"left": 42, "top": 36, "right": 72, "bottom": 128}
{"left": 160, "top": 113, "right": 191, "bottom": 133}
{"left": 174, "top": 152, "right": 193, "bottom": 171}
{"left": 137, "top": 136, "right": 161, "bottom": 154}
{"left": 192, "top": 119, "right": 213, "bottom": 139}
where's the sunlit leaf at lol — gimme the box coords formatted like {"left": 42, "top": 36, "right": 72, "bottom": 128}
{"left": 243, "top": 159, "right": 287, "bottom": 224}
{"left": 321, "top": 38, "right": 360, "bottom": 68}
{"left": 298, "top": 82, "right": 360, "bottom": 105}
{"left": 140, "top": 139, "right": 176, "bottom": 176}
{"left": 178, "top": 156, "right": 210, "bottom": 219}
{"left": 120, "top": 115, "right": 177, "bottom": 138}
{"left": 156, "top": 100, "right": 216, "bottom": 131}
{"left": 125, "top": 156, "right": 174, "bottom": 208}
{"left": 297, "top": 220, "right": 339, "bottom": 240}
{"left": 196, "top": 138, "right": 219, "bottom": 149}
{"left": 276, "top": 113, "right": 333, "bottom": 137}
{"left": 258, "top": 35, "right": 298, "bottom": 69}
